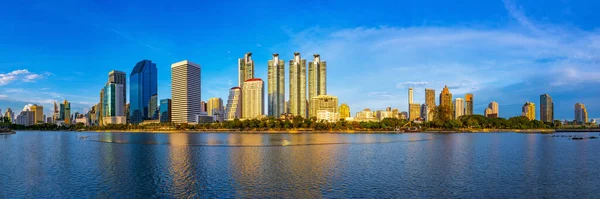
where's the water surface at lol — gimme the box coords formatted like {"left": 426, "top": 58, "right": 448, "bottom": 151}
{"left": 0, "top": 131, "right": 598, "bottom": 198}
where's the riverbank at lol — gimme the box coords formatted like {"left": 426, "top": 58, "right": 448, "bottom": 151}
{"left": 0, "top": 130, "right": 16, "bottom": 135}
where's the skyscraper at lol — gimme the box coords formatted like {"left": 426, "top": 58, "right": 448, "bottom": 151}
{"left": 53, "top": 102, "right": 59, "bottom": 122}
{"left": 268, "top": 53, "right": 285, "bottom": 117}
{"left": 200, "top": 101, "right": 207, "bottom": 113}
{"left": 159, "top": 99, "right": 171, "bottom": 123}
{"left": 439, "top": 86, "right": 453, "bottom": 120}
{"left": 339, "top": 103, "right": 350, "bottom": 119}
{"left": 30, "top": 104, "right": 43, "bottom": 124}
{"left": 63, "top": 100, "right": 70, "bottom": 124}
{"left": 522, "top": 102, "right": 535, "bottom": 121}
{"left": 575, "top": 103, "right": 588, "bottom": 124}
{"left": 225, "top": 87, "right": 242, "bottom": 120}
{"left": 421, "top": 104, "right": 429, "bottom": 121}
{"left": 99, "top": 89, "right": 104, "bottom": 125}
{"left": 171, "top": 60, "right": 201, "bottom": 124}
{"left": 207, "top": 97, "right": 224, "bottom": 122}
{"left": 242, "top": 78, "right": 264, "bottom": 119}
{"left": 103, "top": 83, "right": 126, "bottom": 124}
{"left": 108, "top": 70, "right": 127, "bottom": 109}
{"left": 540, "top": 94, "right": 554, "bottom": 123}
{"left": 408, "top": 88, "right": 414, "bottom": 105}
{"left": 289, "top": 52, "right": 307, "bottom": 118}
{"left": 409, "top": 104, "right": 421, "bottom": 121}
{"left": 465, "top": 93, "right": 473, "bottom": 116}
{"left": 425, "top": 88, "right": 436, "bottom": 121}
{"left": 454, "top": 98, "right": 465, "bottom": 119}
{"left": 130, "top": 60, "right": 157, "bottom": 124}
{"left": 488, "top": 101, "right": 499, "bottom": 117}
{"left": 308, "top": 54, "right": 326, "bottom": 104}
{"left": 238, "top": 52, "right": 254, "bottom": 87}
{"left": 4, "top": 108, "right": 14, "bottom": 122}
{"left": 310, "top": 95, "right": 338, "bottom": 122}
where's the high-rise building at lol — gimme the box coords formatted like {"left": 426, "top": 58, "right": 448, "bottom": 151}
{"left": 4, "top": 108, "right": 14, "bottom": 122}
{"left": 268, "top": 53, "right": 285, "bottom": 117}
{"left": 225, "top": 87, "right": 242, "bottom": 120}
{"left": 409, "top": 103, "right": 421, "bottom": 121}
{"left": 339, "top": 103, "right": 350, "bottom": 119}
{"left": 207, "top": 98, "right": 224, "bottom": 122}
{"left": 425, "top": 88, "right": 436, "bottom": 121}
{"left": 62, "top": 100, "right": 71, "bottom": 124}
{"left": 16, "top": 109, "right": 34, "bottom": 126}
{"left": 159, "top": 99, "right": 171, "bottom": 123}
{"left": 465, "top": 93, "right": 473, "bottom": 116}
{"left": 575, "top": 103, "right": 588, "bottom": 124}
{"left": 200, "top": 101, "right": 207, "bottom": 113}
{"left": 522, "top": 102, "right": 535, "bottom": 121}
{"left": 540, "top": 94, "right": 554, "bottom": 123}
{"left": 308, "top": 54, "right": 326, "bottom": 105}
{"left": 488, "top": 101, "right": 499, "bottom": 117}
{"left": 408, "top": 88, "right": 414, "bottom": 105}
{"left": 242, "top": 78, "right": 264, "bottom": 119}
{"left": 439, "top": 85, "right": 452, "bottom": 108}
{"left": 53, "top": 102, "right": 59, "bottom": 122}
{"left": 454, "top": 98, "right": 465, "bottom": 119}
{"left": 129, "top": 60, "right": 157, "bottom": 124}
{"left": 420, "top": 104, "right": 429, "bottom": 121}
{"left": 171, "top": 60, "right": 201, "bottom": 124}
{"left": 103, "top": 83, "right": 126, "bottom": 124}
{"left": 108, "top": 70, "right": 127, "bottom": 109}
{"left": 30, "top": 104, "right": 44, "bottom": 124}
{"left": 309, "top": 95, "right": 338, "bottom": 121}
{"left": 149, "top": 94, "right": 158, "bottom": 120}
{"left": 289, "top": 52, "right": 307, "bottom": 118}
{"left": 238, "top": 52, "right": 254, "bottom": 87}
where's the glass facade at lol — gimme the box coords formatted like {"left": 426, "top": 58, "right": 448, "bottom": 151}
{"left": 130, "top": 60, "right": 157, "bottom": 124}
{"left": 159, "top": 99, "right": 171, "bottom": 123}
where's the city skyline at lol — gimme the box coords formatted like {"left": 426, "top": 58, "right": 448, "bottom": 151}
{"left": 1, "top": 0, "right": 599, "bottom": 120}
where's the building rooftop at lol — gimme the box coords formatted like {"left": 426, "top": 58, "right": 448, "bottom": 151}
{"left": 231, "top": 86, "right": 241, "bottom": 90}
{"left": 245, "top": 78, "right": 263, "bottom": 82}
{"left": 171, "top": 60, "right": 200, "bottom": 68}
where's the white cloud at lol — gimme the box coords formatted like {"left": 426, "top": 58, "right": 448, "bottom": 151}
{"left": 0, "top": 94, "right": 7, "bottom": 99}
{"left": 0, "top": 69, "right": 46, "bottom": 86}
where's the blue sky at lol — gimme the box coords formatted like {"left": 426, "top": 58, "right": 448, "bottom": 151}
{"left": 0, "top": 0, "right": 599, "bottom": 120}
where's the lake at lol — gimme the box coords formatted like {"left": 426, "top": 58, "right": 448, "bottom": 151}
{"left": 1, "top": 131, "right": 599, "bottom": 198}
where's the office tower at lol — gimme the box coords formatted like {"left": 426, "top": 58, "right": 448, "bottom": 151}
{"left": 4, "top": 108, "right": 14, "bottom": 122}
{"left": 310, "top": 95, "right": 338, "bottom": 122}
{"left": 540, "top": 94, "right": 554, "bottom": 123}
{"left": 289, "top": 52, "right": 307, "bottom": 118}
{"left": 439, "top": 86, "right": 452, "bottom": 108}
{"left": 454, "top": 98, "right": 465, "bottom": 119}
{"left": 242, "top": 78, "right": 264, "bottom": 119}
{"left": 200, "top": 101, "right": 207, "bottom": 113}
{"left": 238, "top": 52, "right": 254, "bottom": 87}
{"left": 308, "top": 54, "right": 327, "bottom": 104}
{"left": 149, "top": 94, "right": 158, "bottom": 120}
{"left": 98, "top": 89, "right": 104, "bottom": 125}
{"left": 425, "top": 88, "right": 436, "bottom": 121}
{"left": 159, "top": 99, "right": 172, "bottom": 123}
{"left": 171, "top": 60, "right": 201, "bottom": 124}
{"left": 339, "top": 103, "right": 351, "bottom": 119}
{"left": 408, "top": 88, "right": 414, "bottom": 105}
{"left": 207, "top": 97, "right": 224, "bottom": 122}
{"left": 30, "top": 104, "right": 43, "bottom": 124}
{"left": 409, "top": 104, "right": 421, "bottom": 121}
{"left": 225, "top": 87, "right": 242, "bottom": 120}
{"left": 103, "top": 83, "right": 126, "bottom": 124}
{"left": 130, "top": 60, "right": 157, "bottom": 124}
{"left": 63, "top": 100, "right": 71, "bottom": 124}
{"left": 421, "top": 104, "right": 429, "bottom": 121}
{"left": 522, "top": 102, "right": 536, "bottom": 121}
{"left": 53, "top": 102, "right": 59, "bottom": 121}
{"left": 16, "top": 108, "right": 34, "bottom": 126}
{"left": 488, "top": 101, "right": 499, "bottom": 117}
{"left": 108, "top": 70, "right": 127, "bottom": 108}
{"left": 575, "top": 103, "right": 588, "bottom": 124}
{"left": 268, "top": 53, "right": 285, "bottom": 117}
{"left": 465, "top": 93, "right": 473, "bottom": 115}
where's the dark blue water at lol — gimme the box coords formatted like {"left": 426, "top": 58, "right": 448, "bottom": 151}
{"left": 1, "top": 131, "right": 599, "bottom": 198}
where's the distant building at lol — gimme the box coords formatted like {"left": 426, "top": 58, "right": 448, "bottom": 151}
{"left": 196, "top": 112, "right": 214, "bottom": 124}
{"left": 316, "top": 110, "right": 339, "bottom": 123}
{"left": 16, "top": 110, "right": 34, "bottom": 126}
{"left": 289, "top": 52, "right": 307, "bottom": 118}
{"left": 454, "top": 98, "right": 465, "bottom": 119}
{"left": 207, "top": 97, "right": 224, "bottom": 122}
{"left": 130, "top": 60, "right": 157, "bottom": 124}
{"left": 62, "top": 100, "right": 71, "bottom": 124}
{"left": 356, "top": 108, "right": 376, "bottom": 121}
{"left": 103, "top": 83, "right": 126, "bottom": 124}
{"left": 392, "top": 108, "right": 399, "bottom": 119}
{"left": 310, "top": 95, "right": 338, "bottom": 121}
{"left": 225, "top": 87, "right": 242, "bottom": 121}
{"left": 75, "top": 116, "right": 89, "bottom": 126}
{"left": 242, "top": 78, "right": 264, "bottom": 119}
{"left": 400, "top": 112, "right": 408, "bottom": 120}
{"left": 408, "top": 88, "right": 414, "bottom": 106}
{"left": 378, "top": 111, "right": 394, "bottom": 121}
{"left": 425, "top": 88, "right": 436, "bottom": 109}
{"left": 522, "top": 102, "right": 535, "bottom": 121}
{"left": 339, "top": 103, "right": 351, "bottom": 119}
{"left": 268, "top": 53, "right": 285, "bottom": 117}
{"left": 575, "top": 103, "right": 588, "bottom": 124}
{"left": 200, "top": 101, "right": 207, "bottom": 113}
{"left": 159, "top": 99, "right": 171, "bottom": 123}
{"left": 540, "top": 94, "right": 553, "bottom": 123}
{"left": 409, "top": 104, "right": 421, "bottom": 121}
{"left": 439, "top": 85, "right": 453, "bottom": 119}
{"left": 465, "top": 93, "right": 473, "bottom": 116}
{"left": 31, "top": 104, "right": 44, "bottom": 124}
{"left": 421, "top": 104, "right": 429, "bottom": 122}
{"left": 488, "top": 101, "right": 499, "bottom": 117}
{"left": 171, "top": 60, "right": 201, "bottom": 124}
{"left": 238, "top": 52, "right": 254, "bottom": 87}
{"left": 308, "top": 54, "right": 327, "bottom": 108}
{"left": 4, "top": 108, "right": 14, "bottom": 122}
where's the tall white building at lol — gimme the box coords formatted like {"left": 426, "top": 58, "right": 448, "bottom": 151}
{"left": 268, "top": 53, "right": 285, "bottom": 117}
{"left": 308, "top": 54, "right": 327, "bottom": 111}
{"left": 408, "top": 87, "right": 414, "bottom": 105}
{"left": 242, "top": 78, "right": 264, "bottom": 119}
{"left": 207, "top": 97, "right": 224, "bottom": 122}
{"left": 454, "top": 98, "right": 465, "bottom": 119}
{"left": 225, "top": 87, "right": 242, "bottom": 120}
{"left": 171, "top": 60, "right": 201, "bottom": 124}
{"left": 289, "top": 52, "right": 307, "bottom": 118}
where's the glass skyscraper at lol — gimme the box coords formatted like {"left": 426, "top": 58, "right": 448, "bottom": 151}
{"left": 159, "top": 99, "right": 171, "bottom": 123}
{"left": 130, "top": 60, "right": 158, "bottom": 124}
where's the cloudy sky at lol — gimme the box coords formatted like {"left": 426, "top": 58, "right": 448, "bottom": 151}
{"left": 0, "top": 0, "right": 598, "bottom": 120}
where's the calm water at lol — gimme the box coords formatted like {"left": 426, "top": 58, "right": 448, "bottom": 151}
{"left": 1, "top": 131, "right": 599, "bottom": 198}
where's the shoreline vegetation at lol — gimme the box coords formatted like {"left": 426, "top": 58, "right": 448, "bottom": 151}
{"left": 4, "top": 115, "right": 597, "bottom": 134}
